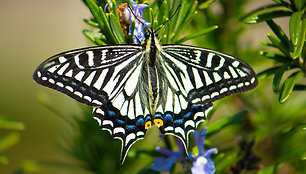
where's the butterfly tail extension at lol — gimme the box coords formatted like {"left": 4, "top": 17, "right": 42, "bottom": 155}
{"left": 92, "top": 105, "right": 149, "bottom": 164}
{"left": 159, "top": 103, "right": 213, "bottom": 154}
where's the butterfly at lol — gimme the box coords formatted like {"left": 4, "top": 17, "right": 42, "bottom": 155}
{"left": 33, "top": 28, "right": 257, "bottom": 163}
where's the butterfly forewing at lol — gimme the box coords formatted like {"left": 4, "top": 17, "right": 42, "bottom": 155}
{"left": 33, "top": 45, "right": 143, "bottom": 107}
{"left": 161, "top": 44, "right": 258, "bottom": 104}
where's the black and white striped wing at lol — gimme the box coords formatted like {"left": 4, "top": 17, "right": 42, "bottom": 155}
{"left": 33, "top": 45, "right": 146, "bottom": 163}
{"left": 160, "top": 44, "right": 258, "bottom": 105}
{"left": 33, "top": 45, "right": 143, "bottom": 107}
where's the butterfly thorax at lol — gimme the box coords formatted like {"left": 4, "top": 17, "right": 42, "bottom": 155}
{"left": 140, "top": 31, "right": 166, "bottom": 128}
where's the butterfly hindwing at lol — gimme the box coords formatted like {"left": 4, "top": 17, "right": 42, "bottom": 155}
{"left": 93, "top": 105, "right": 149, "bottom": 164}
{"left": 33, "top": 45, "right": 143, "bottom": 107}
{"left": 159, "top": 103, "right": 213, "bottom": 153}
{"left": 161, "top": 44, "right": 258, "bottom": 105}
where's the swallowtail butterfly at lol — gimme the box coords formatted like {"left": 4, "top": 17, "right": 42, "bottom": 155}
{"left": 33, "top": 28, "right": 257, "bottom": 163}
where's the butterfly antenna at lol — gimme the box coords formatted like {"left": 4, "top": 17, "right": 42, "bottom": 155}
{"left": 154, "top": 4, "right": 181, "bottom": 33}
{"left": 127, "top": 6, "right": 146, "bottom": 26}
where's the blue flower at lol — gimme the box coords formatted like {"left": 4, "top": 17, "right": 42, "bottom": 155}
{"left": 128, "top": 0, "right": 151, "bottom": 43}
{"left": 151, "top": 139, "right": 187, "bottom": 172}
{"left": 191, "top": 128, "right": 218, "bottom": 174}
{"left": 151, "top": 128, "right": 217, "bottom": 174}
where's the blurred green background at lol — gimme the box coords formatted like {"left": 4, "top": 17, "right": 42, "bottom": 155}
{"left": 0, "top": 0, "right": 305, "bottom": 173}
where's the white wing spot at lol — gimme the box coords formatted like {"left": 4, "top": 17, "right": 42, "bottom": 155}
{"left": 101, "top": 50, "right": 108, "bottom": 60}
{"left": 128, "top": 100, "right": 135, "bottom": 120}
{"left": 102, "top": 120, "right": 114, "bottom": 127}
{"left": 57, "top": 63, "right": 70, "bottom": 75}
{"left": 237, "top": 69, "right": 247, "bottom": 77}
{"left": 251, "top": 77, "right": 255, "bottom": 84}
{"left": 194, "top": 112, "right": 204, "bottom": 120}
{"left": 232, "top": 61, "right": 240, "bottom": 67}
{"left": 48, "top": 79, "right": 55, "bottom": 84}
{"left": 84, "top": 96, "right": 92, "bottom": 102}
{"left": 238, "top": 83, "right": 244, "bottom": 88}
{"left": 125, "top": 133, "right": 136, "bottom": 146}
{"left": 229, "top": 66, "right": 238, "bottom": 78}
{"left": 220, "top": 88, "right": 228, "bottom": 94}
{"left": 206, "top": 53, "right": 215, "bottom": 67}
{"left": 65, "top": 86, "right": 73, "bottom": 92}
{"left": 48, "top": 65, "right": 59, "bottom": 73}
{"left": 74, "top": 54, "right": 85, "bottom": 69}
{"left": 193, "top": 68, "right": 203, "bottom": 88}
{"left": 213, "top": 72, "right": 222, "bottom": 82}
{"left": 42, "top": 77, "right": 47, "bottom": 81}
{"left": 56, "top": 82, "right": 64, "bottom": 87}
{"left": 184, "top": 120, "right": 195, "bottom": 128}
{"left": 214, "top": 56, "right": 225, "bottom": 70}
{"left": 165, "top": 89, "right": 173, "bottom": 112}
{"left": 58, "top": 56, "right": 67, "bottom": 63}
{"left": 86, "top": 51, "right": 94, "bottom": 67}
{"left": 92, "top": 100, "right": 102, "bottom": 105}
{"left": 224, "top": 71, "right": 231, "bottom": 79}
{"left": 229, "top": 85, "right": 237, "bottom": 90}
{"left": 37, "top": 71, "right": 41, "bottom": 78}
{"left": 65, "top": 69, "right": 73, "bottom": 77}
{"left": 93, "top": 70, "right": 108, "bottom": 90}
{"left": 84, "top": 71, "right": 96, "bottom": 86}
{"left": 114, "top": 127, "right": 125, "bottom": 134}
{"left": 203, "top": 71, "right": 213, "bottom": 86}
{"left": 202, "top": 95, "right": 210, "bottom": 101}
{"left": 211, "top": 92, "right": 219, "bottom": 98}
{"left": 245, "top": 82, "right": 250, "bottom": 86}
{"left": 74, "top": 71, "right": 85, "bottom": 81}
{"left": 74, "top": 91, "right": 83, "bottom": 98}
{"left": 174, "top": 127, "right": 186, "bottom": 139}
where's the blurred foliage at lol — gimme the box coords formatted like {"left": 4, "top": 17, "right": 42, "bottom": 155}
{"left": 0, "top": 115, "right": 24, "bottom": 165}
{"left": 14, "top": 0, "right": 306, "bottom": 173}
{"left": 242, "top": 0, "right": 305, "bottom": 103}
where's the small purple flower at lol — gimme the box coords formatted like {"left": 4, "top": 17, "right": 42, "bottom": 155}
{"left": 151, "top": 139, "right": 186, "bottom": 172}
{"left": 128, "top": 0, "right": 151, "bottom": 43}
{"left": 151, "top": 128, "right": 217, "bottom": 174}
{"left": 191, "top": 128, "right": 218, "bottom": 174}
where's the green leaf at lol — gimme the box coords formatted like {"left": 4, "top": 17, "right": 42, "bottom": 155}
{"left": 101, "top": 8, "right": 118, "bottom": 44}
{"left": 85, "top": 0, "right": 104, "bottom": 30}
{"left": 289, "top": 11, "right": 302, "bottom": 46}
{"left": 267, "top": 33, "right": 290, "bottom": 56}
{"left": 266, "top": 20, "right": 290, "bottom": 48}
{"left": 242, "top": 4, "right": 292, "bottom": 24}
{"left": 0, "top": 132, "right": 21, "bottom": 152}
{"left": 20, "top": 160, "right": 90, "bottom": 173}
{"left": 157, "top": 0, "right": 169, "bottom": 26}
{"left": 0, "top": 116, "right": 24, "bottom": 131}
{"left": 0, "top": 155, "right": 9, "bottom": 165}
{"left": 215, "top": 152, "right": 240, "bottom": 172}
{"left": 83, "top": 19, "right": 99, "bottom": 28}
{"left": 279, "top": 71, "right": 303, "bottom": 103}
{"left": 257, "top": 163, "right": 283, "bottom": 174}
{"left": 272, "top": 63, "right": 291, "bottom": 92}
{"left": 290, "top": 17, "right": 306, "bottom": 58}
{"left": 198, "top": 0, "right": 217, "bottom": 9}
{"left": 259, "top": 51, "right": 291, "bottom": 63}
{"left": 175, "top": 25, "right": 218, "bottom": 44}
{"left": 291, "top": 0, "right": 305, "bottom": 10}
{"left": 206, "top": 110, "right": 247, "bottom": 137}
{"left": 109, "top": 13, "right": 126, "bottom": 44}
{"left": 257, "top": 66, "right": 282, "bottom": 81}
